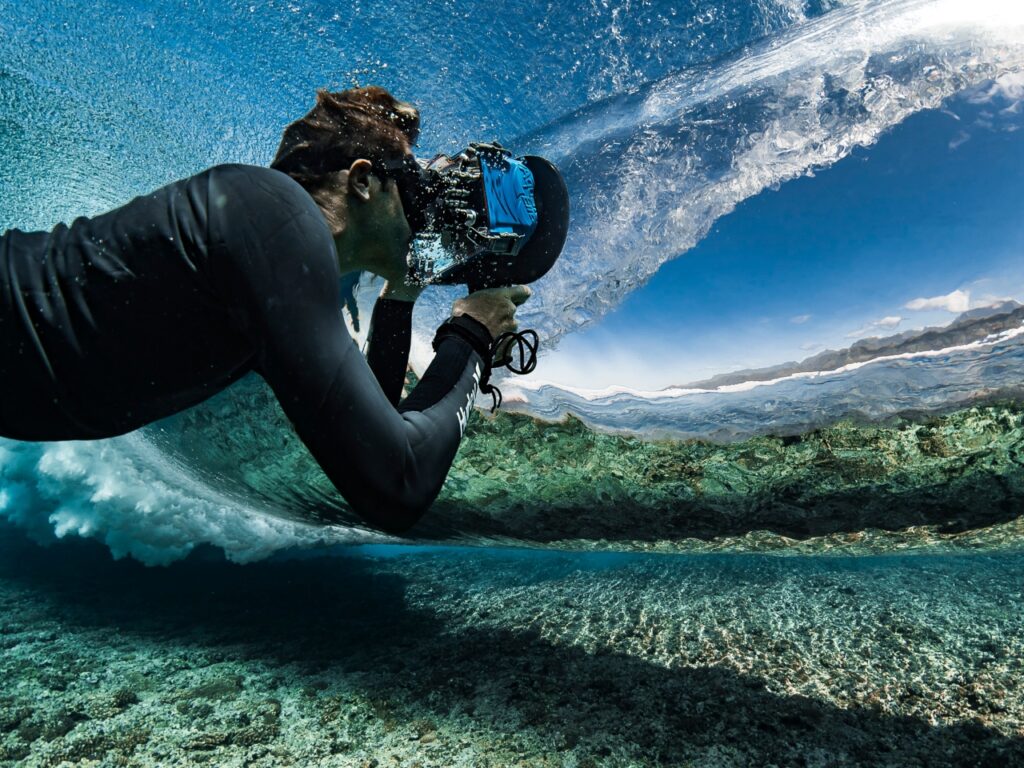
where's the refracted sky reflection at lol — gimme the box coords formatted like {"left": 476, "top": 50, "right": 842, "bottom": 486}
{"left": 533, "top": 81, "right": 1024, "bottom": 391}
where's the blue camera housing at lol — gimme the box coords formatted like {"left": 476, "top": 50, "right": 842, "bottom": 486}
{"left": 479, "top": 154, "right": 538, "bottom": 251}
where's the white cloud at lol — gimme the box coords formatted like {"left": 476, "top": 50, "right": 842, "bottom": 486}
{"left": 967, "top": 72, "right": 1024, "bottom": 104}
{"left": 845, "top": 315, "right": 903, "bottom": 339}
{"left": 800, "top": 342, "right": 824, "bottom": 351}
{"left": 970, "top": 294, "right": 1015, "bottom": 309}
{"left": 790, "top": 314, "right": 811, "bottom": 324}
{"left": 948, "top": 130, "right": 971, "bottom": 150}
{"left": 963, "top": 73, "right": 1024, "bottom": 132}
{"left": 905, "top": 289, "right": 970, "bottom": 313}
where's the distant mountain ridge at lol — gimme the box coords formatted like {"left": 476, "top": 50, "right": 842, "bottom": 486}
{"left": 678, "top": 300, "right": 1024, "bottom": 390}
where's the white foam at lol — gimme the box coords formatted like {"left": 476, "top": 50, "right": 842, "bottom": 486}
{"left": 0, "top": 434, "right": 392, "bottom": 565}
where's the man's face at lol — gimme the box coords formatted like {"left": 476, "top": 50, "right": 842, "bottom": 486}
{"left": 365, "top": 174, "right": 414, "bottom": 282}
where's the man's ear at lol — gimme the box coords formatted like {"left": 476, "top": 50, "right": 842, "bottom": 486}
{"left": 347, "top": 159, "right": 373, "bottom": 202}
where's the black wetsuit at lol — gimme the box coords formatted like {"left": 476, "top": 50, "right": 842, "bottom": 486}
{"left": 0, "top": 164, "right": 484, "bottom": 533}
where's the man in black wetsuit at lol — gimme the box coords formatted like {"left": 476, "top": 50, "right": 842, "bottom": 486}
{"left": 0, "top": 86, "right": 529, "bottom": 534}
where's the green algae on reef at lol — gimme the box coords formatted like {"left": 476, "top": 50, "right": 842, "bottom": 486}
{"left": 149, "top": 372, "right": 1024, "bottom": 554}
{"left": 426, "top": 401, "right": 1024, "bottom": 554}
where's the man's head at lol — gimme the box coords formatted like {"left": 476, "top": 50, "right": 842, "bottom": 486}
{"left": 271, "top": 86, "right": 420, "bottom": 279}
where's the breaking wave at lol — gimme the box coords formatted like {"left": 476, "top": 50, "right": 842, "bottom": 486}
{"left": 1, "top": 0, "right": 1023, "bottom": 562}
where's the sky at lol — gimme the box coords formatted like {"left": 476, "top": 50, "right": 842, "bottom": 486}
{"left": 534, "top": 78, "right": 1024, "bottom": 391}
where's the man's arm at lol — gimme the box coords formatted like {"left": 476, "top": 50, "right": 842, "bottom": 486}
{"left": 209, "top": 165, "right": 485, "bottom": 534}
{"left": 252, "top": 248, "right": 482, "bottom": 533}
{"left": 261, "top": 308, "right": 483, "bottom": 534}
{"left": 365, "top": 296, "right": 415, "bottom": 407}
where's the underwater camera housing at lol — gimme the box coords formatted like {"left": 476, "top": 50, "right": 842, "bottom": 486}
{"left": 399, "top": 142, "right": 570, "bottom": 291}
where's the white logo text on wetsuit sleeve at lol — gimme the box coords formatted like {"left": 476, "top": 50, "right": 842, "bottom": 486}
{"left": 455, "top": 363, "right": 481, "bottom": 437}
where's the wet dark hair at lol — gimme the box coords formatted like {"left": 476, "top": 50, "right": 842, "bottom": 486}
{"left": 271, "top": 86, "right": 420, "bottom": 233}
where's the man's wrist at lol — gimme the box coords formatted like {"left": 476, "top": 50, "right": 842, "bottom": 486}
{"left": 432, "top": 314, "right": 494, "bottom": 366}
{"left": 381, "top": 280, "right": 425, "bottom": 303}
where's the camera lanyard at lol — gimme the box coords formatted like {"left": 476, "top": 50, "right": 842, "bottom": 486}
{"left": 431, "top": 318, "right": 539, "bottom": 413}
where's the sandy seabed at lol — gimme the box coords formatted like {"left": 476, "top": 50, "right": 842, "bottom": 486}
{"left": 0, "top": 523, "right": 1022, "bottom": 767}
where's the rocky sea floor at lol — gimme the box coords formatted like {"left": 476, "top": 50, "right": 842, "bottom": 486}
{"left": 1, "top": 522, "right": 1023, "bottom": 767}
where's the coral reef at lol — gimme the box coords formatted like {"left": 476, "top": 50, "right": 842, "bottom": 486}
{"left": 427, "top": 401, "right": 1024, "bottom": 553}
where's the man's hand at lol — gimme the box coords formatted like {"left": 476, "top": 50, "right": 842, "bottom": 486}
{"left": 452, "top": 285, "right": 532, "bottom": 345}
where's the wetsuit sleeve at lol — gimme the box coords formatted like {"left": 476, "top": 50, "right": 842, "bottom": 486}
{"left": 210, "top": 166, "right": 482, "bottom": 534}
{"left": 365, "top": 297, "right": 414, "bottom": 407}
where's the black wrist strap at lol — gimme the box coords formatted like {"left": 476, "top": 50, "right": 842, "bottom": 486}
{"left": 432, "top": 314, "right": 494, "bottom": 362}
{"left": 431, "top": 314, "right": 541, "bottom": 415}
